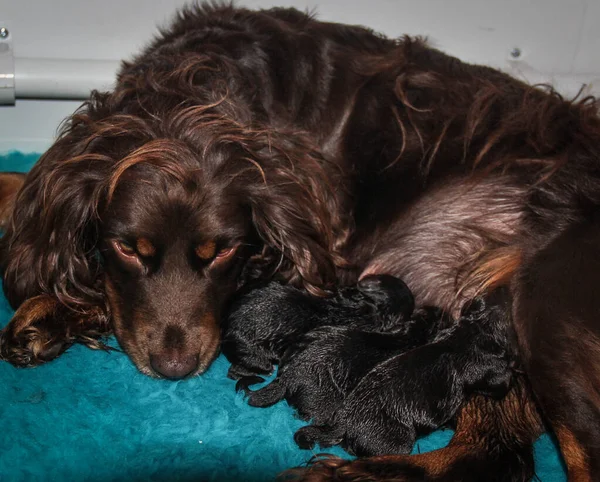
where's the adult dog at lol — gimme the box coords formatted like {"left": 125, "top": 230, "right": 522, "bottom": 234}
{"left": 0, "top": 4, "right": 598, "bottom": 480}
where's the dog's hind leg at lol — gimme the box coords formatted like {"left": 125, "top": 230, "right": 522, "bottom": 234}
{"left": 514, "top": 219, "right": 600, "bottom": 480}
{"left": 284, "top": 377, "right": 542, "bottom": 482}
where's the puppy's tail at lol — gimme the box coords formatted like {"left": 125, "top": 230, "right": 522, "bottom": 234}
{"left": 0, "top": 172, "right": 25, "bottom": 229}
{"left": 294, "top": 423, "right": 344, "bottom": 450}
{"left": 243, "top": 378, "right": 287, "bottom": 408}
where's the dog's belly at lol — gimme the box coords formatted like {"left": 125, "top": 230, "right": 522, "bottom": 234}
{"left": 357, "top": 175, "right": 527, "bottom": 313}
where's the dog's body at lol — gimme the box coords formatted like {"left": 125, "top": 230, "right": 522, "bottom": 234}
{"left": 237, "top": 306, "right": 442, "bottom": 425}
{"left": 0, "top": 4, "right": 598, "bottom": 480}
{"left": 223, "top": 275, "right": 415, "bottom": 380}
{"left": 294, "top": 295, "right": 515, "bottom": 457}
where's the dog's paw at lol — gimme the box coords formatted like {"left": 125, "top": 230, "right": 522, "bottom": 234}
{"left": 0, "top": 296, "right": 74, "bottom": 367}
{"left": 280, "top": 455, "right": 352, "bottom": 481}
{"left": 282, "top": 456, "right": 427, "bottom": 482}
{"left": 0, "top": 323, "right": 69, "bottom": 367}
{"left": 0, "top": 297, "right": 109, "bottom": 368}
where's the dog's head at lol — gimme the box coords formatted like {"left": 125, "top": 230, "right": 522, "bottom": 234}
{"left": 2, "top": 90, "right": 345, "bottom": 378}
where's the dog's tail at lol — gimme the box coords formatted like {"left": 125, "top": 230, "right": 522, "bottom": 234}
{"left": 0, "top": 172, "right": 25, "bottom": 229}
{"left": 239, "top": 378, "right": 287, "bottom": 408}
{"left": 294, "top": 423, "right": 344, "bottom": 450}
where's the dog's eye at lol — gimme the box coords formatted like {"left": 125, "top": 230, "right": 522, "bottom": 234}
{"left": 115, "top": 240, "right": 137, "bottom": 258}
{"left": 215, "top": 245, "right": 237, "bottom": 260}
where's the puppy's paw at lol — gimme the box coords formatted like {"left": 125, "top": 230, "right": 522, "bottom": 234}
{"left": 226, "top": 358, "right": 274, "bottom": 380}
{"left": 294, "top": 424, "right": 342, "bottom": 450}
{"left": 228, "top": 363, "right": 257, "bottom": 380}
{"left": 294, "top": 426, "right": 319, "bottom": 450}
{"left": 235, "top": 375, "right": 265, "bottom": 393}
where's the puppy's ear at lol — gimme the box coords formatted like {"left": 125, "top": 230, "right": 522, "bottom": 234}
{"left": 241, "top": 135, "right": 344, "bottom": 295}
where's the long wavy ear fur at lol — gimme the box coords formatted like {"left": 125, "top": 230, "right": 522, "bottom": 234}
{"left": 238, "top": 132, "right": 345, "bottom": 296}
{"left": 0, "top": 172, "right": 26, "bottom": 228}
{"left": 0, "top": 97, "right": 114, "bottom": 310}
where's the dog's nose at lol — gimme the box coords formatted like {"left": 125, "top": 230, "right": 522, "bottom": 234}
{"left": 150, "top": 353, "right": 199, "bottom": 379}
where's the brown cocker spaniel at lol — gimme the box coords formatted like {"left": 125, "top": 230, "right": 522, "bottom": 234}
{"left": 0, "top": 5, "right": 598, "bottom": 481}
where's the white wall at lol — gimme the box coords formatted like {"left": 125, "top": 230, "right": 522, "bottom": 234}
{"left": 1, "top": 0, "right": 599, "bottom": 153}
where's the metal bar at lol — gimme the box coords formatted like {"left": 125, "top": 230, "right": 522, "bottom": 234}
{"left": 0, "top": 22, "right": 15, "bottom": 105}
{"left": 14, "top": 58, "right": 119, "bottom": 100}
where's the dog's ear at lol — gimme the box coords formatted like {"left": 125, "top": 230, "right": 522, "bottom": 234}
{"left": 0, "top": 98, "right": 114, "bottom": 309}
{"left": 240, "top": 135, "right": 343, "bottom": 295}
{"left": 0, "top": 173, "right": 26, "bottom": 228}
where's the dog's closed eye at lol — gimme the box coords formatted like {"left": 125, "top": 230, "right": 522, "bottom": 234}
{"left": 214, "top": 245, "right": 237, "bottom": 262}
{"left": 110, "top": 238, "right": 156, "bottom": 272}
{"left": 113, "top": 239, "right": 138, "bottom": 258}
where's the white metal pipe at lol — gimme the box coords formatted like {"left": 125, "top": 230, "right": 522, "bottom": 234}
{"left": 10, "top": 57, "right": 599, "bottom": 101}
{"left": 14, "top": 58, "right": 119, "bottom": 100}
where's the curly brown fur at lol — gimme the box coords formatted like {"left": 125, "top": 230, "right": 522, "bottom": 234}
{"left": 0, "top": 3, "right": 599, "bottom": 476}
{"left": 0, "top": 172, "right": 25, "bottom": 228}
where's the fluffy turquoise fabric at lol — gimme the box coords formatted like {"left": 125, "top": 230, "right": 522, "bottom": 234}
{"left": 0, "top": 151, "right": 566, "bottom": 481}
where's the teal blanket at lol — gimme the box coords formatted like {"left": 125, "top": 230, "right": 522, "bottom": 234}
{"left": 0, "top": 152, "right": 566, "bottom": 481}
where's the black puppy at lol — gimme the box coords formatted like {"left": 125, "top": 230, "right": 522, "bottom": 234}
{"left": 294, "top": 293, "right": 515, "bottom": 457}
{"left": 239, "top": 306, "right": 445, "bottom": 425}
{"left": 222, "top": 275, "right": 414, "bottom": 380}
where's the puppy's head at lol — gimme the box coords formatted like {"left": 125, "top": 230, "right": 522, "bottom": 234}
{"left": 2, "top": 94, "right": 342, "bottom": 379}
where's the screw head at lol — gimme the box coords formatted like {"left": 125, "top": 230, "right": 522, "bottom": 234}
{"left": 510, "top": 47, "right": 521, "bottom": 59}
{"left": 0, "top": 27, "right": 8, "bottom": 39}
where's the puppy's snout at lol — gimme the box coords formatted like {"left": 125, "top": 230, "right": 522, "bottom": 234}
{"left": 150, "top": 352, "right": 199, "bottom": 379}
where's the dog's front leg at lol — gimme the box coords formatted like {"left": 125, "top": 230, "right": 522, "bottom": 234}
{"left": 0, "top": 294, "right": 110, "bottom": 367}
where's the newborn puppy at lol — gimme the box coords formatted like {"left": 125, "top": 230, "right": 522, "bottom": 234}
{"left": 222, "top": 275, "right": 414, "bottom": 380}
{"left": 295, "top": 292, "right": 515, "bottom": 457}
{"left": 239, "top": 306, "right": 445, "bottom": 425}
